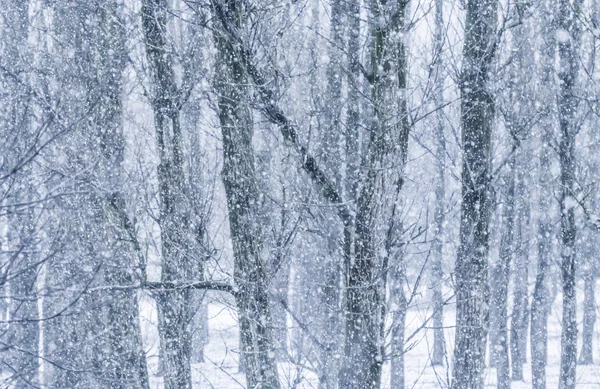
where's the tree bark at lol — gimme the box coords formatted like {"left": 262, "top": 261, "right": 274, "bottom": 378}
{"left": 390, "top": 264, "right": 407, "bottom": 389}
{"left": 578, "top": 271, "right": 596, "bottom": 364}
{"left": 490, "top": 155, "right": 515, "bottom": 389}
{"left": 339, "top": 1, "right": 411, "bottom": 388}
{"left": 212, "top": 2, "right": 281, "bottom": 388}
{"left": 530, "top": 2, "right": 556, "bottom": 388}
{"left": 556, "top": 1, "right": 581, "bottom": 388}
{"left": 94, "top": 4, "right": 150, "bottom": 387}
{"left": 141, "top": 1, "right": 197, "bottom": 388}
{"left": 318, "top": 3, "right": 345, "bottom": 387}
{"left": 431, "top": 0, "right": 447, "bottom": 367}
{"left": 451, "top": 1, "right": 497, "bottom": 388}
{"left": 511, "top": 142, "right": 532, "bottom": 382}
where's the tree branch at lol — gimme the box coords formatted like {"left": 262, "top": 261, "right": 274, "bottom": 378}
{"left": 142, "top": 281, "right": 236, "bottom": 295}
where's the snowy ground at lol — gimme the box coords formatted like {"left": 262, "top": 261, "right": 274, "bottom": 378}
{"left": 140, "top": 280, "right": 600, "bottom": 388}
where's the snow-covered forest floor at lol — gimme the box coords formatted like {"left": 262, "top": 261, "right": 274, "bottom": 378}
{"left": 140, "top": 280, "right": 600, "bottom": 388}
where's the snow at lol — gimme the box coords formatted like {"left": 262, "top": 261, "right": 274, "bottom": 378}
{"left": 556, "top": 29, "right": 571, "bottom": 43}
{"left": 139, "top": 280, "right": 600, "bottom": 388}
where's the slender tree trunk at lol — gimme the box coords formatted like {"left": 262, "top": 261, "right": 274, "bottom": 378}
{"left": 390, "top": 264, "right": 407, "bottom": 389}
{"left": 430, "top": 0, "right": 446, "bottom": 367}
{"left": 530, "top": 3, "right": 556, "bottom": 388}
{"left": 556, "top": 1, "right": 581, "bottom": 388}
{"left": 342, "top": 168, "right": 385, "bottom": 389}
{"left": 318, "top": 3, "right": 345, "bottom": 387}
{"left": 346, "top": 0, "right": 361, "bottom": 205}
{"left": 490, "top": 155, "right": 515, "bottom": 389}
{"left": 388, "top": 0, "right": 411, "bottom": 386}
{"left": 512, "top": 143, "right": 532, "bottom": 382}
{"left": 191, "top": 296, "right": 209, "bottom": 363}
{"left": 510, "top": 185, "right": 529, "bottom": 381}
{"left": 451, "top": 1, "right": 497, "bottom": 388}
{"left": 578, "top": 272, "right": 596, "bottom": 364}
{"left": 212, "top": 2, "right": 281, "bottom": 388}
{"left": 343, "top": 0, "right": 360, "bottom": 379}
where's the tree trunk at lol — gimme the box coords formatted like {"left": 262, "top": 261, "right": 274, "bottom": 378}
{"left": 389, "top": 264, "right": 407, "bottom": 389}
{"left": 530, "top": 2, "right": 556, "bottom": 388}
{"left": 510, "top": 201, "right": 529, "bottom": 381}
{"left": 271, "top": 258, "right": 290, "bottom": 361}
{"left": 318, "top": 3, "right": 345, "bottom": 387}
{"left": 191, "top": 295, "right": 209, "bottom": 363}
{"left": 578, "top": 272, "right": 596, "bottom": 364}
{"left": 490, "top": 155, "right": 515, "bottom": 389}
{"left": 95, "top": 4, "right": 150, "bottom": 387}
{"left": 141, "top": 1, "right": 197, "bottom": 388}
{"left": 451, "top": 1, "right": 497, "bottom": 388}
{"left": 212, "top": 2, "right": 281, "bottom": 388}
{"left": 339, "top": 1, "right": 410, "bottom": 388}
{"left": 431, "top": 0, "right": 446, "bottom": 367}
{"left": 511, "top": 146, "right": 531, "bottom": 382}
{"left": 346, "top": 0, "right": 361, "bottom": 205}
{"left": 556, "top": 1, "right": 581, "bottom": 388}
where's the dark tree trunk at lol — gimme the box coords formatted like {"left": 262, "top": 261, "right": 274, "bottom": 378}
{"left": 451, "top": 1, "right": 497, "bottom": 388}
{"left": 212, "top": 2, "right": 281, "bottom": 388}
{"left": 556, "top": 1, "right": 581, "bottom": 388}
{"left": 141, "top": 1, "right": 197, "bottom": 388}
{"left": 95, "top": 5, "right": 150, "bottom": 387}
{"left": 270, "top": 255, "right": 290, "bottom": 360}
{"left": 339, "top": 1, "right": 410, "bottom": 388}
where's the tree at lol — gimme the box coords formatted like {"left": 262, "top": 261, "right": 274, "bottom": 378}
{"left": 430, "top": 0, "right": 447, "bottom": 367}
{"left": 141, "top": 1, "right": 202, "bottom": 387}
{"left": 555, "top": 0, "right": 582, "bottom": 388}
{"left": 530, "top": 2, "right": 557, "bottom": 388}
{"left": 212, "top": 1, "right": 282, "bottom": 388}
{"left": 490, "top": 154, "right": 515, "bottom": 388}
{"left": 451, "top": 0, "right": 497, "bottom": 388}
{"left": 338, "top": 1, "right": 411, "bottom": 388}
